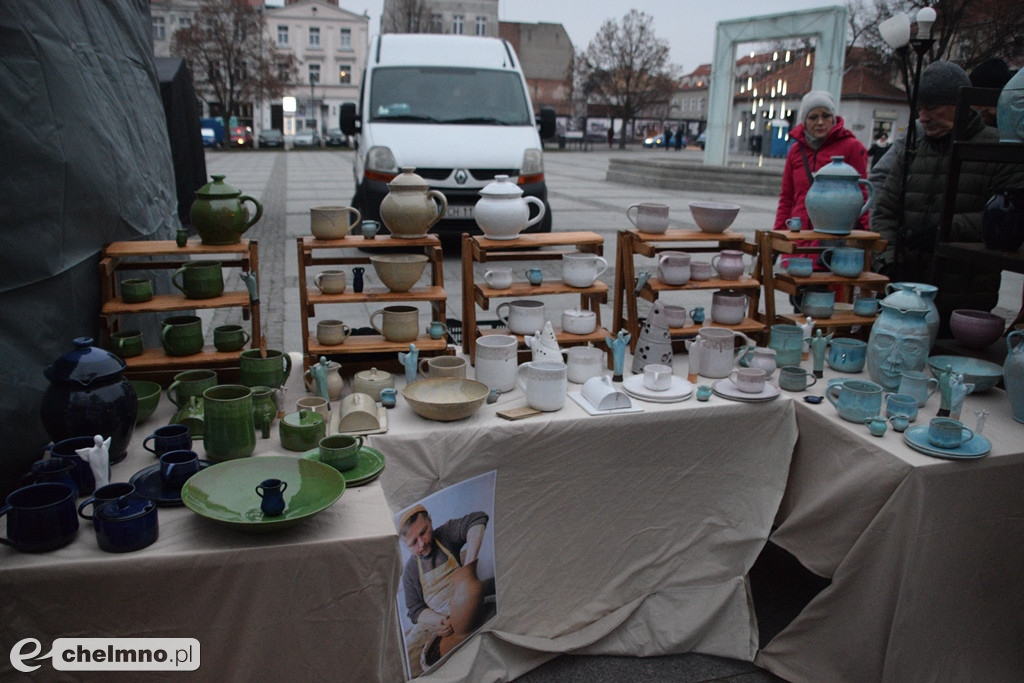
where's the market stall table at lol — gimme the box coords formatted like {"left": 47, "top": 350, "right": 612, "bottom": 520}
{"left": 758, "top": 367, "right": 1024, "bottom": 682}
{"left": 375, "top": 356, "right": 799, "bottom": 681}
{"left": 0, "top": 357, "right": 404, "bottom": 683}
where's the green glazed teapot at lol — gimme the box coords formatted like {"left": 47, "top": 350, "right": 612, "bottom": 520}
{"left": 189, "top": 175, "right": 263, "bottom": 245}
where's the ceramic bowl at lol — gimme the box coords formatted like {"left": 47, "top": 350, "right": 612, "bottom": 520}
{"left": 131, "top": 380, "right": 162, "bottom": 424}
{"left": 369, "top": 254, "right": 429, "bottom": 292}
{"left": 927, "top": 355, "right": 1003, "bottom": 393}
{"left": 181, "top": 456, "right": 345, "bottom": 533}
{"left": 688, "top": 201, "right": 741, "bottom": 234}
{"left": 949, "top": 309, "right": 1005, "bottom": 349}
{"left": 402, "top": 378, "right": 489, "bottom": 421}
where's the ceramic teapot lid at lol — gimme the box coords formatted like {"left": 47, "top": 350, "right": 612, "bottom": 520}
{"left": 813, "top": 156, "right": 861, "bottom": 180}
{"left": 282, "top": 410, "right": 325, "bottom": 428}
{"left": 880, "top": 283, "right": 929, "bottom": 313}
{"left": 354, "top": 367, "right": 393, "bottom": 385}
{"left": 478, "top": 175, "right": 523, "bottom": 197}
{"left": 45, "top": 337, "right": 126, "bottom": 386}
{"left": 387, "top": 167, "right": 429, "bottom": 190}
{"left": 95, "top": 494, "right": 155, "bottom": 522}
{"left": 194, "top": 174, "right": 242, "bottom": 198}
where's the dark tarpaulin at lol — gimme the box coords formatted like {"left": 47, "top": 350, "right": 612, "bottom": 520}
{"left": 155, "top": 56, "right": 206, "bottom": 228}
{"left": 0, "top": 0, "right": 179, "bottom": 495}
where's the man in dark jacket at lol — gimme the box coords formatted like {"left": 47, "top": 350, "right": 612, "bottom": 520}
{"left": 871, "top": 60, "right": 1024, "bottom": 326}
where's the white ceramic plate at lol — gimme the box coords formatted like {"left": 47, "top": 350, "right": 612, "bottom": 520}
{"left": 621, "top": 374, "right": 694, "bottom": 402}
{"left": 712, "top": 379, "right": 781, "bottom": 402}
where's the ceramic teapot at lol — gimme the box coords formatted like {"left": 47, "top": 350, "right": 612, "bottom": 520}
{"left": 379, "top": 167, "right": 448, "bottom": 238}
{"left": 189, "top": 175, "right": 263, "bottom": 245}
{"left": 686, "top": 328, "right": 755, "bottom": 379}
{"left": 804, "top": 156, "right": 873, "bottom": 235}
{"left": 41, "top": 338, "right": 137, "bottom": 465}
{"left": 474, "top": 175, "right": 546, "bottom": 240}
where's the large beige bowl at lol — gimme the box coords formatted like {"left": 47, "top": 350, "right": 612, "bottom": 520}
{"left": 370, "top": 254, "right": 429, "bottom": 292}
{"left": 402, "top": 378, "right": 489, "bottom": 421}
{"left": 689, "top": 201, "right": 741, "bottom": 234}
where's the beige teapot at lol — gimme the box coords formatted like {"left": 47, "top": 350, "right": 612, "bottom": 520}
{"left": 379, "top": 167, "right": 447, "bottom": 238}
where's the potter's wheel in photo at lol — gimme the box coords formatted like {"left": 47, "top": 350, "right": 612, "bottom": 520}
{"left": 621, "top": 375, "right": 693, "bottom": 403}
{"left": 128, "top": 460, "right": 215, "bottom": 506}
{"left": 302, "top": 446, "right": 386, "bottom": 487}
{"left": 902, "top": 426, "right": 991, "bottom": 460}
{"left": 712, "top": 379, "right": 781, "bottom": 403}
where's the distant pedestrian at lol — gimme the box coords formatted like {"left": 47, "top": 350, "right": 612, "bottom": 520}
{"left": 674, "top": 128, "right": 683, "bottom": 151}
{"left": 868, "top": 132, "right": 890, "bottom": 169}
{"left": 664, "top": 128, "right": 672, "bottom": 150}
{"left": 607, "top": 128, "right": 614, "bottom": 148}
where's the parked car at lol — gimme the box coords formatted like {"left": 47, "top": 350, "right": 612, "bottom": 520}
{"left": 325, "top": 128, "right": 348, "bottom": 147}
{"left": 697, "top": 131, "right": 707, "bottom": 150}
{"left": 229, "top": 126, "right": 253, "bottom": 148}
{"left": 643, "top": 134, "right": 669, "bottom": 148}
{"left": 258, "top": 129, "right": 284, "bottom": 148}
{"left": 293, "top": 129, "right": 321, "bottom": 148}
{"left": 199, "top": 117, "right": 224, "bottom": 147}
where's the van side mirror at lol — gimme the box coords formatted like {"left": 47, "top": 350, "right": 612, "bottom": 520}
{"left": 537, "top": 106, "right": 556, "bottom": 140}
{"left": 340, "top": 102, "right": 359, "bottom": 136}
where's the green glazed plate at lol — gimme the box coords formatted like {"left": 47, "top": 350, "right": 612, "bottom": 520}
{"left": 302, "top": 446, "right": 386, "bottom": 487}
{"left": 181, "top": 456, "right": 345, "bottom": 533}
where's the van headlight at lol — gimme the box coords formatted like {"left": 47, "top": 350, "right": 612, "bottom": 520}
{"left": 521, "top": 149, "right": 543, "bottom": 176}
{"left": 366, "top": 146, "right": 398, "bottom": 174}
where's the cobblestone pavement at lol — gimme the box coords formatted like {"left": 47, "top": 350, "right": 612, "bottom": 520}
{"left": 203, "top": 147, "right": 1022, "bottom": 356}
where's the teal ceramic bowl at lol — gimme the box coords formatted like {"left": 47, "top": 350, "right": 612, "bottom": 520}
{"left": 181, "top": 456, "right": 345, "bottom": 533}
{"left": 927, "top": 355, "right": 1002, "bottom": 393}
{"left": 131, "top": 381, "right": 162, "bottom": 424}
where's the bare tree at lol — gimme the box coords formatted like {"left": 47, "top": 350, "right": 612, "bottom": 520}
{"left": 381, "top": 0, "right": 435, "bottom": 34}
{"left": 575, "top": 10, "right": 680, "bottom": 149}
{"left": 172, "top": 0, "right": 296, "bottom": 144}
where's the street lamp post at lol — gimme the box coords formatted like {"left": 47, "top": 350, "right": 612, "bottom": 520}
{"left": 309, "top": 73, "right": 316, "bottom": 137}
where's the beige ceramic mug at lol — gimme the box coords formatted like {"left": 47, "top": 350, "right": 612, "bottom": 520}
{"left": 310, "top": 206, "right": 361, "bottom": 240}
{"left": 370, "top": 305, "right": 419, "bottom": 343}
{"left": 314, "top": 270, "right": 347, "bottom": 294}
{"left": 516, "top": 361, "right": 568, "bottom": 412}
{"left": 626, "top": 202, "right": 670, "bottom": 234}
{"left": 418, "top": 356, "right": 467, "bottom": 379}
{"left": 316, "top": 319, "right": 352, "bottom": 345}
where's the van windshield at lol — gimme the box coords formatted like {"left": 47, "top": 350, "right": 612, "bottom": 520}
{"left": 370, "top": 67, "right": 533, "bottom": 126}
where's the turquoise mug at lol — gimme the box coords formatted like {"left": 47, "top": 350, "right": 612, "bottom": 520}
{"left": 785, "top": 257, "right": 814, "bottom": 278}
{"left": 826, "top": 379, "right": 883, "bottom": 423}
{"left": 827, "top": 338, "right": 867, "bottom": 373}
{"left": 819, "top": 247, "right": 864, "bottom": 278}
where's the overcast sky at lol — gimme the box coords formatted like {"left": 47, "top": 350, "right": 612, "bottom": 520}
{"left": 344, "top": 1, "right": 844, "bottom": 72}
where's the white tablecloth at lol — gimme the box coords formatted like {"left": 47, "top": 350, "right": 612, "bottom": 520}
{"left": 758, "top": 369, "right": 1024, "bottom": 682}
{"left": 0, "top": 356, "right": 404, "bottom": 683}
{"left": 374, "top": 362, "right": 798, "bottom": 681}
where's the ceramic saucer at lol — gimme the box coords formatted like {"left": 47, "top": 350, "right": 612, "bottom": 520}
{"left": 621, "top": 374, "right": 693, "bottom": 403}
{"left": 302, "top": 446, "right": 386, "bottom": 486}
{"left": 129, "top": 460, "right": 215, "bottom": 506}
{"left": 902, "top": 425, "right": 991, "bottom": 460}
{"left": 711, "top": 379, "right": 781, "bottom": 402}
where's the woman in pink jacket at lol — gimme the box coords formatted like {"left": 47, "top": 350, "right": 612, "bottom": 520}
{"left": 773, "top": 90, "right": 869, "bottom": 234}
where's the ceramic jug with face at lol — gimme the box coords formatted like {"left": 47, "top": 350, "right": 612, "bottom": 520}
{"left": 867, "top": 284, "right": 931, "bottom": 391}
{"left": 190, "top": 175, "right": 263, "bottom": 245}
{"left": 889, "top": 282, "right": 939, "bottom": 349}
{"left": 804, "top": 156, "right": 873, "bottom": 234}
{"left": 474, "top": 175, "right": 546, "bottom": 240}
{"left": 379, "top": 167, "right": 448, "bottom": 238}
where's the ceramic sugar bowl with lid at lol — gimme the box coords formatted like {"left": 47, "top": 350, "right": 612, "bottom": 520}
{"left": 474, "top": 175, "right": 546, "bottom": 240}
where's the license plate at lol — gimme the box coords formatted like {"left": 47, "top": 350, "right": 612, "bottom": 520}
{"left": 444, "top": 205, "right": 475, "bottom": 219}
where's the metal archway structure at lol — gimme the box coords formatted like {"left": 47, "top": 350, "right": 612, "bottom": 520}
{"left": 704, "top": 6, "right": 848, "bottom": 166}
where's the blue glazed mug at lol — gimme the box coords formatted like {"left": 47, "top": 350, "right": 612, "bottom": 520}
{"left": 927, "top": 417, "right": 974, "bottom": 449}
{"left": 885, "top": 393, "right": 919, "bottom": 422}
{"left": 853, "top": 295, "right": 880, "bottom": 316}
{"left": 0, "top": 483, "right": 79, "bottom": 552}
{"left": 769, "top": 324, "right": 806, "bottom": 367}
{"left": 827, "top": 379, "right": 883, "bottom": 423}
{"left": 159, "top": 450, "right": 201, "bottom": 489}
{"left": 827, "top": 338, "right": 867, "bottom": 373}
{"left": 143, "top": 424, "right": 193, "bottom": 458}
{"left": 819, "top": 246, "right": 865, "bottom": 278}
{"left": 20, "top": 458, "right": 79, "bottom": 499}
{"left": 785, "top": 257, "right": 814, "bottom": 278}
{"left": 78, "top": 482, "right": 138, "bottom": 522}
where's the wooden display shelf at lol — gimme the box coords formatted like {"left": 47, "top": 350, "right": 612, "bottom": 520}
{"left": 468, "top": 231, "right": 604, "bottom": 262}
{"left": 473, "top": 280, "right": 608, "bottom": 307}
{"left": 305, "top": 286, "right": 446, "bottom": 307}
{"left": 779, "top": 311, "right": 878, "bottom": 327}
{"left": 307, "top": 335, "right": 448, "bottom": 357}
{"left": 120, "top": 347, "right": 246, "bottom": 371}
{"left": 476, "top": 326, "right": 611, "bottom": 347}
{"left": 769, "top": 271, "right": 889, "bottom": 295}
{"left": 640, "top": 276, "right": 760, "bottom": 299}
{"left": 102, "top": 291, "right": 251, "bottom": 315}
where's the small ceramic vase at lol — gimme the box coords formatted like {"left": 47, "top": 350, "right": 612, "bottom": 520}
{"left": 256, "top": 478, "right": 287, "bottom": 517}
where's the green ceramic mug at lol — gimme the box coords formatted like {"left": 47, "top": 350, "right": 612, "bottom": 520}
{"left": 239, "top": 349, "right": 293, "bottom": 388}
{"left": 202, "top": 385, "right": 255, "bottom": 461}
{"left": 110, "top": 330, "right": 144, "bottom": 358}
{"left": 213, "top": 324, "right": 251, "bottom": 352}
{"left": 318, "top": 434, "right": 363, "bottom": 471}
{"left": 172, "top": 261, "right": 224, "bottom": 299}
{"left": 167, "top": 369, "right": 218, "bottom": 408}
{"left": 120, "top": 278, "right": 153, "bottom": 303}
{"left": 161, "top": 315, "right": 204, "bottom": 356}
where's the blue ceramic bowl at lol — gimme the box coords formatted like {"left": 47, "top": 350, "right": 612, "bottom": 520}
{"left": 927, "top": 355, "right": 1002, "bottom": 393}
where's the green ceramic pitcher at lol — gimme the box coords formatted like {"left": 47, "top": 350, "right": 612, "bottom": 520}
{"left": 202, "top": 385, "right": 255, "bottom": 461}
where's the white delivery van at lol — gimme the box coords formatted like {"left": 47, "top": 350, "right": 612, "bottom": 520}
{"left": 340, "top": 34, "right": 556, "bottom": 242}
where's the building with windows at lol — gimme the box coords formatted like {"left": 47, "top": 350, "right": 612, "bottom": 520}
{"left": 381, "top": 0, "right": 497, "bottom": 37}
{"left": 499, "top": 22, "right": 573, "bottom": 116}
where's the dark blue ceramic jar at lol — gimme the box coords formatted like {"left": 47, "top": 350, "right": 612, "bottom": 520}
{"left": 41, "top": 338, "right": 138, "bottom": 465}
{"left": 93, "top": 493, "right": 159, "bottom": 553}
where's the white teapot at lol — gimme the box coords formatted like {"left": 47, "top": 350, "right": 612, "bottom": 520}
{"left": 474, "top": 175, "right": 546, "bottom": 240}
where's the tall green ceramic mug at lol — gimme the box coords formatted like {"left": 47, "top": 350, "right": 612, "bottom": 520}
{"left": 202, "top": 385, "right": 255, "bottom": 461}
{"left": 166, "top": 369, "right": 218, "bottom": 408}
{"left": 239, "top": 349, "right": 292, "bottom": 388}
{"left": 172, "top": 261, "right": 224, "bottom": 299}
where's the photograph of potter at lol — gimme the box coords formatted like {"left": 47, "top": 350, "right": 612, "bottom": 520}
{"left": 395, "top": 471, "right": 497, "bottom": 679}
